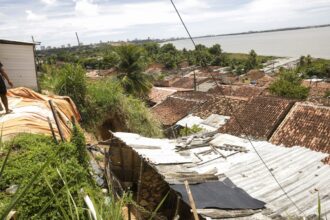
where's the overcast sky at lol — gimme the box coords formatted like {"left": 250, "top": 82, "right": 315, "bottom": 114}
{"left": 1, "top": 0, "right": 330, "bottom": 47}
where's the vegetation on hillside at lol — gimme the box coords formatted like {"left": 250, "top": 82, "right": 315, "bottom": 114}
{"left": 39, "top": 63, "right": 162, "bottom": 138}
{"left": 269, "top": 70, "right": 310, "bottom": 99}
{"left": 0, "top": 131, "right": 129, "bottom": 219}
{"left": 298, "top": 55, "right": 330, "bottom": 78}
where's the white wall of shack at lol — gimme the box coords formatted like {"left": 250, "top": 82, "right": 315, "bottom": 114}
{"left": 0, "top": 43, "right": 38, "bottom": 90}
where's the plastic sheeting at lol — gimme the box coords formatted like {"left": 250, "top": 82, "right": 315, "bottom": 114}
{"left": 0, "top": 87, "right": 81, "bottom": 141}
{"left": 171, "top": 179, "right": 265, "bottom": 210}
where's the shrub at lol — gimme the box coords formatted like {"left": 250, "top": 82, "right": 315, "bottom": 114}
{"left": 179, "top": 125, "right": 203, "bottom": 137}
{"left": 53, "top": 64, "right": 87, "bottom": 109}
{"left": 0, "top": 134, "right": 94, "bottom": 219}
{"left": 86, "top": 79, "right": 163, "bottom": 137}
{"left": 269, "top": 70, "right": 310, "bottom": 99}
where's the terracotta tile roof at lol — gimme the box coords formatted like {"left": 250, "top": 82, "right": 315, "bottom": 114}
{"left": 151, "top": 94, "right": 205, "bottom": 126}
{"left": 245, "top": 69, "right": 265, "bottom": 81}
{"left": 303, "top": 81, "right": 330, "bottom": 97}
{"left": 270, "top": 103, "right": 330, "bottom": 155}
{"left": 256, "top": 75, "right": 274, "bottom": 87}
{"left": 193, "top": 95, "right": 248, "bottom": 119}
{"left": 209, "top": 85, "right": 265, "bottom": 98}
{"left": 170, "top": 77, "right": 209, "bottom": 89}
{"left": 322, "top": 155, "right": 330, "bottom": 165}
{"left": 219, "top": 96, "right": 295, "bottom": 140}
{"left": 302, "top": 81, "right": 330, "bottom": 106}
{"left": 172, "top": 91, "right": 210, "bottom": 102}
{"left": 148, "top": 87, "right": 192, "bottom": 104}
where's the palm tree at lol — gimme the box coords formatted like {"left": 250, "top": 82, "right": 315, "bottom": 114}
{"left": 116, "top": 44, "right": 152, "bottom": 97}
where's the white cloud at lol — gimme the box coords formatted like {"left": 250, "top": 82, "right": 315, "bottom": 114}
{"left": 25, "top": 10, "right": 47, "bottom": 21}
{"left": 75, "top": 0, "right": 99, "bottom": 16}
{"left": 2, "top": 0, "right": 330, "bottom": 46}
{"left": 40, "top": 0, "right": 56, "bottom": 5}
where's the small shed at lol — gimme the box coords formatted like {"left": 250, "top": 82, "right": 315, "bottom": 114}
{"left": 0, "top": 39, "right": 38, "bottom": 90}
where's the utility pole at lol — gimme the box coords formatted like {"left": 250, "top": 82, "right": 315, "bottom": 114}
{"left": 193, "top": 71, "right": 197, "bottom": 91}
{"left": 75, "top": 32, "right": 81, "bottom": 46}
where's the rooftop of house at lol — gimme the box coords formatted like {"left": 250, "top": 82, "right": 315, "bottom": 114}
{"left": 192, "top": 95, "right": 248, "bottom": 119}
{"left": 220, "top": 96, "right": 295, "bottom": 140}
{"left": 170, "top": 76, "right": 209, "bottom": 89}
{"left": 151, "top": 95, "right": 204, "bottom": 126}
{"left": 148, "top": 87, "right": 192, "bottom": 105}
{"left": 270, "top": 102, "right": 330, "bottom": 160}
{"left": 111, "top": 131, "right": 330, "bottom": 219}
{"left": 209, "top": 85, "right": 265, "bottom": 97}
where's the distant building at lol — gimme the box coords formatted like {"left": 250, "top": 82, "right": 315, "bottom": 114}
{"left": 40, "top": 46, "right": 45, "bottom": 50}
{"left": 0, "top": 39, "right": 39, "bottom": 90}
{"left": 61, "top": 45, "right": 65, "bottom": 48}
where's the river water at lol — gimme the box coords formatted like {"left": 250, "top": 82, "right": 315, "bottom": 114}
{"left": 167, "top": 26, "right": 330, "bottom": 59}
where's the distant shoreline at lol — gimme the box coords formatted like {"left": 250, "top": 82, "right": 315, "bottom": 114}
{"left": 166, "top": 24, "right": 330, "bottom": 42}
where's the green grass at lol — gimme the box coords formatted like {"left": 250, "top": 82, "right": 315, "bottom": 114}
{"left": 0, "top": 132, "right": 129, "bottom": 219}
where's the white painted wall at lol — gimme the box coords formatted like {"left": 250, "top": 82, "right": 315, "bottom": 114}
{"left": 0, "top": 43, "right": 38, "bottom": 90}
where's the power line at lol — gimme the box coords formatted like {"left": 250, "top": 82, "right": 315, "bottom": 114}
{"left": 169, "top": 0, "right": 305, "bottom": 215}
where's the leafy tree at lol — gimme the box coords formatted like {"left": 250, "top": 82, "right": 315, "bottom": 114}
{"left": 299, "top": 56, "right": 306, "bottom": 66}
{"left": 194, "top": 44, "right": 212, "bottom": 67}
{"left": 245, "top": 49, "right": 259, "bottom": 71}
{"left": 209, "top": 44, "right": 222, "bottom": 56}
{"left": 306, "top": 54, "right": 312, "bottom": 65}
{"left": 116, "top": 44, "right": 152, "bottom": 97}
{"left": 160, "top": 43, "right": 177, "bottom": 54}
{"left": 143, "top": 42, "right": 160, "bottom": 59}
{"left": 159, "top": 52, "right": 178, "bottom": 69}
{"left": 158, "top": 43, "right": 180, "bottom": 69}
{"left": 269, "top": 70, "right": 310, "bottom": 99}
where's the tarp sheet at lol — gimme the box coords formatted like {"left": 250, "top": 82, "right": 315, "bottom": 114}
{"left": 0, "top": 87, "right": 81, "bottom": 141}
{"left": 170, "top": 178, "right": 265, "bottom": 210}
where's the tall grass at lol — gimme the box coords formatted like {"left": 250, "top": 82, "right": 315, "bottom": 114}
{"left": 0, "top": 133, "right": 131, "bottom": 219}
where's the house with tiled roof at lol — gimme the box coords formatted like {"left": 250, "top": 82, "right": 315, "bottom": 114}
{"left": 148, "top": 87, "right": 192, "bottom": 106}
{"left": 270, "top": 103, "right": 330, "bottom": 162}
{"left": 209, "top": 85, "right": 265, "bottom": 98}
{"left": 219, "top": 96, "right": 295, "bottom": 140}
{"left": 151, "top": 91, "right": 209, "bottom": 127}
{"left": 192, "top": 95, "right": 248, "bottom": 119}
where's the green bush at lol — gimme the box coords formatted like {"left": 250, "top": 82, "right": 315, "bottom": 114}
{"left": 269, "top": 70, "right": 310, "bottom": 99}
{"left": 53, "top": 64, "right": 87, "bottom": 110}
{"left": 0, "top": 133, "right": 94, "bottom": 219}
{"left": 86, "top": 79, "right": 163, "bottom": 137}
{"left": 179, "top": 125, "right": 203, "bottom": 137}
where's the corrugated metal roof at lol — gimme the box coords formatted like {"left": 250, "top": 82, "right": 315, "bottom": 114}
{"left": 113, "top": 132, "right": 330, "bottom": 219}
